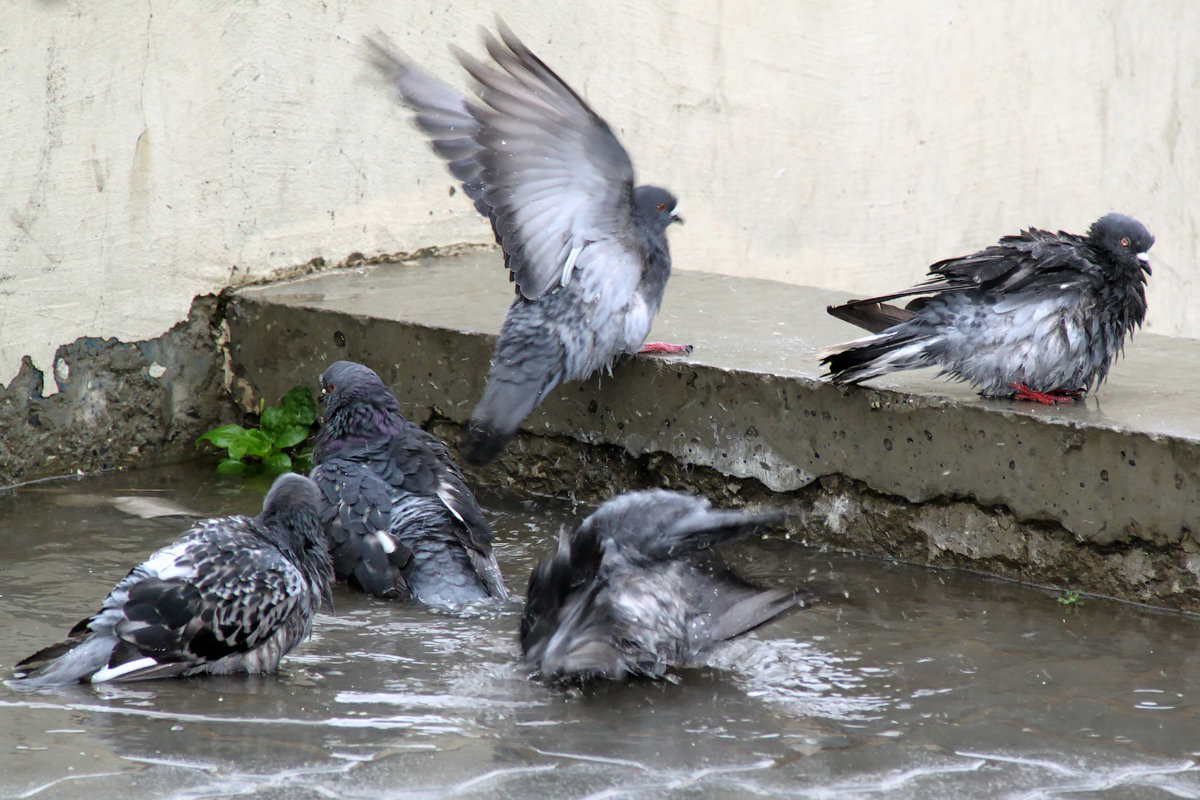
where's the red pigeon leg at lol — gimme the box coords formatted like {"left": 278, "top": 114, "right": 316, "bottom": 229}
{"left": 638, "top": 342, "right": 693, "bottom": 356}
{"left": 1009, "top": 383, "right": 1084, "bottom": 405}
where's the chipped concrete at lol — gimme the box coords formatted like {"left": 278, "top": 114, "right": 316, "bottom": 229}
{"left": 0, "top": 296, "right": 230, "bottom": 488}
{"left": 226, "top": 252, "right": 1200, "bottom": 610}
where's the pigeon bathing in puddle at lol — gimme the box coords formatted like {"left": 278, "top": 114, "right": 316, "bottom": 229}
{"left": 12, "top": 473, "right": 332, "bottom": 686}
{"left": 520, "top": 489, "right": 807, "bottom": 684}
{"left": 368, "top": 22, "right": 687, "bottom": 464}
{"left": 822, "top": 213, "right": 1154, "bottom": 404}
{"left": 310, "top": 361, "right": 508, "bottom": 610}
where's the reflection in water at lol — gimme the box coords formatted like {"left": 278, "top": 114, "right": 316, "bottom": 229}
{"left": 3, "top": 464, "right": 1200, "bottom": 799}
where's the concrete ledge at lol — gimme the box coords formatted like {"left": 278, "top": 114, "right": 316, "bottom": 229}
{"left": 227, "top": 251, "right": 1200, "bottom": 609}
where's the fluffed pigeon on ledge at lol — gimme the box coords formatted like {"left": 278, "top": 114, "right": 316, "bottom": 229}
{"left": 12, "top": 473, "right": 332, "bottom": 686}
{"left": 368, "top": 22, "right": 687, "bottom": 464}
{"left": 520, "top": 489, "right": 807, "bottom": 684}
{"left": 310, "top": 361, "right": 508, "bottom": 610}
{"left": 822, "top": 213, "right": 1154, "bottom": 404}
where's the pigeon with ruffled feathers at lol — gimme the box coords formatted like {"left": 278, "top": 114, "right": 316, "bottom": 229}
{"left": 823, "top": 213, "right": 1155, "bottom": 403}
{"left": 368, "top": 22, "right": 686, "bottom": 464}
{"left": 13, "top": 473, "right": 332, "bottom": 686}
{"left": 521, "top": 489, "right": 806, "bottom": 684}
{"left": 310, "top": 360, "right": 507, "bottom": 609}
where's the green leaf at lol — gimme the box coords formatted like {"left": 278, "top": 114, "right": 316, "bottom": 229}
{"left": 217, "top": 458, "right": 253, "bottom": 476}
{"left": 196, "top": 424, "right": 248, "bottom": 450}
{"left": 243, "top": 429, "right": 275, "bottom": 457}
{"left": 271, "top": 424, "right": 310, "bottom": 450}
{"left": 262, "top": 451, "right": 292, "bottom": 474}
{"left": 230, "top": 428, "right": 274, "bottom": 461}
{"left": 259, "top": 406, "right": 287, "bottom": 437}
{"left": 292, "top": 453, "right": 313, "bottom": 473}
{"left": 279, "top": 385, "right": 317, "bottom": 426}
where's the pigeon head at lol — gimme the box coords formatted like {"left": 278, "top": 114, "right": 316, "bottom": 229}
{"left": 262, "top": 471, "right": 322, "bottom": 515}
{"left": 634, "top": 186, "right": 683, "bottom": 231}
{"left": 1088, "top": 213, "right": 1155, "bottom": 276}
{"left": 258, "top": 472, "right": 333, "bottom": 605}
{"left": 318, "top": 361, "right": 395, "bottom": 414}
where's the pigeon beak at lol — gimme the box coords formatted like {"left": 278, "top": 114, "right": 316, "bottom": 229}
{"left": 1137, "top": 252, "right": 1151, "bottom": 274}
{"left": 318, "top": 387, "right": 327, "bottom": 404}
{"left": 670, "top": 212, "right": 685, "bottom": 226}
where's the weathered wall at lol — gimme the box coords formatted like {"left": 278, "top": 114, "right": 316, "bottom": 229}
{"left": 2, "top": 0, "right": 1199, "bottom": 395}
{"left": 0, "top": 296, "right": 228, "bottom": 488}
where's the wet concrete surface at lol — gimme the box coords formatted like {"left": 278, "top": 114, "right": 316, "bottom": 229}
{"left": 226, "top": 253, "right": 1200, "bottom": 608}
{"left": 4, "top": 465, "right": 1200, "bottom": 799}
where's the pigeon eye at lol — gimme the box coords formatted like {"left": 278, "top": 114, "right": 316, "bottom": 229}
{"left": 326, "top": 384, "right": 335, "bottom": 392}
{"left": 656, "top": 203, "right": 666, "bottom": 212}
{"left": 1119, "top": 236, "right": 1131, "bottom": 247}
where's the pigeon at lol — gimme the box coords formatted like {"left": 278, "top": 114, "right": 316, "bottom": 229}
{"left": 367, "top": 22, "right": 686, "bottom": 464}
{"left": 12, "top": 473, "right": 332, "bottom": 686}
{"left": 310, "top": 360, "right": 508, "bottom": 609}
{"left": 520, "top": 489, "right": 806, "bottom": 684}
{"left": 822, "top": 213, "right": 1155, "bottom": 404}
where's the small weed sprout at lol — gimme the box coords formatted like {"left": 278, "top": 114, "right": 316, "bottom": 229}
{"left": 1057, "top": 589, "right": 1084, "bottom": 608}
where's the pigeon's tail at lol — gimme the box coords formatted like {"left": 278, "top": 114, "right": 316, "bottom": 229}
{"left": 827, "top": 300, "right": 916, "bottom": 335}
{"left": 821, "top": 328, "right": 931, "bottom": 384}
{"left": 461, "top": 352, "right": 563, "bottom": 466}
{"left": 11, "top": 632, "right": 115, "bottom": 687}
{"left": 460, "top": 416, "right": 519, "bottom": 467}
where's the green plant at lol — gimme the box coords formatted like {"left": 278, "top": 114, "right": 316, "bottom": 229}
{"left": 197, "top": 385, "right": 318, "bottom": 476}
{"left": 1057, "top": 589, "right": 1084, "bottom": 608}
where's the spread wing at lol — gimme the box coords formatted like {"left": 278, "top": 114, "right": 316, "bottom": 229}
{"left": 366, "top": 34, "right": 491, "bottom": 220}
{"left": 368, "top": 23, "right": 645, "bottom": 305}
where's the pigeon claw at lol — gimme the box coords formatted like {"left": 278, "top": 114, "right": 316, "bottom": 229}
{"left": 1008, "top": 383, "right": 1084, "bottom": 405}
{"left": 638, "top": 342, "right": 693, "bottom": 357}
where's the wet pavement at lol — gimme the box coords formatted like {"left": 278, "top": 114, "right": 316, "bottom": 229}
{"left": 3, "top": 463, "right": 1200, "bottom": 799}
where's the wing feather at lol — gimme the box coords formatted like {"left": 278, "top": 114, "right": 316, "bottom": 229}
{"left": 369, "top": 25, "right": 644, "bottom": 304}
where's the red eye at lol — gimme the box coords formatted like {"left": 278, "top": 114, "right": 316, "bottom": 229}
{"left": 656, "top": 203, "right": 666, "bottom": 212}
{"left": 1120, "top": 236, "right": 1131, "bottom": 247}
{"left": 327, "top": 384, "right": 335, "bottom": 392}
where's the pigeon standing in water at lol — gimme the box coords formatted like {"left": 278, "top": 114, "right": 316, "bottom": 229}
{"left": 520, "top": 490, "right": 806, "bottom": 684}
{"left": 12, "top": 473, "right": 332, "bottom": 686}
{"left": 822, "top": 213, "right": 1154, "bottom": 403}
{"left": 310, "top": 361, "right": 508, "bottom": 610}
{"left": 368, "top": 23, "right": 687, "bottom": 464}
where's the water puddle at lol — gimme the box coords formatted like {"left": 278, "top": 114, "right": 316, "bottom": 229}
{"left": 2, "top": 464, "right": 1199, "bottom": 799}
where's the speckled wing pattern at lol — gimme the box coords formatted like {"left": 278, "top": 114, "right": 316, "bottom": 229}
{"left": 55, "top": 517, "right": 309, "bottom": 682}
{"left": 368, "top": 24, "right": 645, "bottom": 309}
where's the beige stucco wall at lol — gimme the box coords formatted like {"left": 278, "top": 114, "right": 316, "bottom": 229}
{"left": 2, "top": 1, "right": 1197, "bottom": 387}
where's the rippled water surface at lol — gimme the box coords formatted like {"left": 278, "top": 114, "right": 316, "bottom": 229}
{"left": 3, "top": 464, "right": 1200, "bottom": 799}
